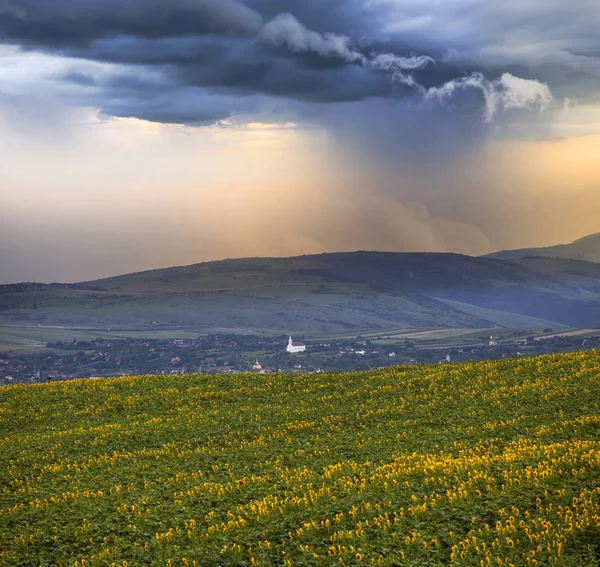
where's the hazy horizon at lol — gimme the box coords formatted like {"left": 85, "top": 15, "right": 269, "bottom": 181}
{"left": 2, "top": 231, "right": 600, "bottom": 286}
{"left": 2, "top": 1, "right": 600, "bottom": 284}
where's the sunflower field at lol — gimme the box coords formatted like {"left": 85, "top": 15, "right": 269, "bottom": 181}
{"left": 1, "top": 351, "right": 600, "bottom": 566}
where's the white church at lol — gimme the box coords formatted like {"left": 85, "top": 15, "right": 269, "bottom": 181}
{"left": 286, "top": 336, "right": 307, "bottom": 354}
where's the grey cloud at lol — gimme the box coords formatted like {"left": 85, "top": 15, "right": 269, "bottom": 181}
{"left": 260, "top": 13, "right": 365, "bottom": 63}
{"left": 2, "top": 0, "right": 596, "bottom": 127}
{"left": 426, "top": 72, "right": 553, "bottom": 122}
{"left": 247, "top": 0, "right": 375, "bottom": 37}
{"left": 0, "top": 0, "right": 263, "bottom": 46}
{"left": 370, "top": 54, "right": 435, "bottom": 72}
{"left": 101, "top": 87, "right": 259, "bottom": 126}
{"left": 378, "top": 0, "right": 600, "bottom": 101}
{"left": 369, "top": 53, "right": 435, "bottom": 93}
{"left": 61, "top": 70, "right": 98, "bottom": 87}
{"left": 0, "top": 0, "right": 26, "bottom": 18}
{"left": 82, "top": 36, "right": 231, "bottom": 66}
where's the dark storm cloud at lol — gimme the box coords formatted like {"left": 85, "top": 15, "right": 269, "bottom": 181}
{"left": 1, "top": 0, "right": 597, "bottom": 125}
{"left": 63, "top": 35, "right": 391, "bottom": 102}
{"left": 101, "top": 87, "right": 259, "bottom": 126}
{"left": 0, "top": 0, "right": 420, "bottom": 116}
{"left": 247, "top": 0, "right": 374, "bottom": 35}
{"left": 0, "top": 0, "right": 263, "bottom": 44}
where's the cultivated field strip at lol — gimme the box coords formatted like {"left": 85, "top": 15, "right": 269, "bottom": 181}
{"left": 1, "top": 352, "right": 600, "bottom": 566}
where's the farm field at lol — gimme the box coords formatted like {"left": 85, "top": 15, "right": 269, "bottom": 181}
{"left": 0, "top": 325, "right": 275, "bottom": 353}
{"left": 1, "top": 352, "right": 600, "bottom": 566}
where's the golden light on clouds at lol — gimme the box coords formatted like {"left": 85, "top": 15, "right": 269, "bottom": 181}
{"left": 2, "top": 103, "right": 600, "bottom": 283}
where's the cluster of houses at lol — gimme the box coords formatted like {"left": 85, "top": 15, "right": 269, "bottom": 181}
{"left": 337, "top": 345, "right": 400, "bottom": 358}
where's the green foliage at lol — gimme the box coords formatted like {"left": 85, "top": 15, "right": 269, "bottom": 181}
{"left": 1, "top": 351, "right": 600, "bottom": 566}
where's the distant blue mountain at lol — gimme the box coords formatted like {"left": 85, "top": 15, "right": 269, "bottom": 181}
{"left": 2, "top": 251, "right": 600, "bottom": 331}
{"left": 484, "top": 232, "right": 600, "bottom": 263}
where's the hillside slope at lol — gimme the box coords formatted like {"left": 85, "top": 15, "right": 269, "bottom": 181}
{"left": 1, "top": 353, "right": 600, "bottom": 565}
{"left": 485, "top": 232, "right": 600, "bottom": 263}
{"left": 2, "top": 252, "right": 600, "bottom": 332}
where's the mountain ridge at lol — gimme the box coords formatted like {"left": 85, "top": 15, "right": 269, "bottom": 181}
{"left": 484, "top": 232, "right": 600, "bottom": 264}
{"left": 2, "top": 251, "right": 600, "bottom": 332}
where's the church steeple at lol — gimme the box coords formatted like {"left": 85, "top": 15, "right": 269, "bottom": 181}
{"left": 286, "top": 336, "right": 307, "bottom": 354}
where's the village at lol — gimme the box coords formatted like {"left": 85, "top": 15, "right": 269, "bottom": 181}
{"left": 2, "top": 330, "right": 599, "bottom": 385}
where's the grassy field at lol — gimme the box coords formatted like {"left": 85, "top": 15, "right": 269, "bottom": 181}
{"left": 4, "top": 252, "right": 600, "bottom": 337}
{"left": 0, "top": 324, "right": 486, "bottom": 352}
{"left": 0, "top": 325, "right": 278, "bottom": 353}
{"left": 0, "top": 322, "right": 584, "bottom": 354}
{"left": 435, "top": 299, "right": 564, "bottom": 329}
{"left": 0, "top": 324, "right": 493, "bottom": 353}
{"left": 1, "top": 352, "right": 600, "bottom": 566}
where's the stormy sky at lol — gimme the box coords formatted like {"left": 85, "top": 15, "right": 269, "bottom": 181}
{"left": 1, "top": 0, "right": 599, "bottom": 283}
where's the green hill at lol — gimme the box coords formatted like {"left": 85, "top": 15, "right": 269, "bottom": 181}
{"left": 485, "top": 232, "right": 600, "bottom": 264}
{"left": 1, "top": 352, "right": 600, "bottom": 565}
{"left": 2, "top": 252, "right": 600, "bottom": 339}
